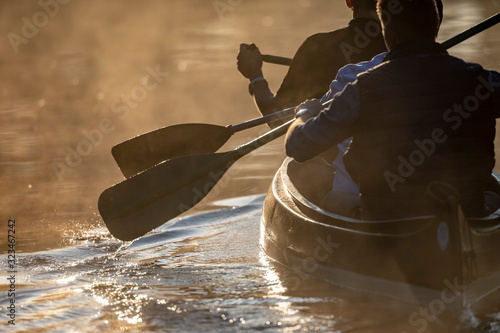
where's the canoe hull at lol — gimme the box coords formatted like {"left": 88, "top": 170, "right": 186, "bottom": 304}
{"left": 260, "top": 158, "right": 500, "bottom": 305}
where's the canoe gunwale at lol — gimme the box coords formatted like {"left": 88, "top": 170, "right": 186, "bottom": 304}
{"left": 261, "top": 158, "right": 500, "bottom": 305}
{"left": 279, "top": 158, "right": 445, "bottom": 236}
{"left": 280, "top": 158, "right": 500, "bottom": 235}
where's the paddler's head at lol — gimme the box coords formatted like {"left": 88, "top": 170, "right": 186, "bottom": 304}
{"left": 377, "top": 0, "right": 443, "bottom": 51}
{"left": 345, "top": 0, "right": 378, "bottom": 18}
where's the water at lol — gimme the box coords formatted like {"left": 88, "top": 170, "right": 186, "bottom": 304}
{"left": 0, "top": 0, "right": 500, "bottom": 332}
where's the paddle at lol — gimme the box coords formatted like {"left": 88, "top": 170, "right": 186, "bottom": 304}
{"left": 111, "top": 13, "right": 500, "bottom": 179}
{"left": 99, "top": 118, "right": 295, "bottom": 241}
{"left": 112, "top": 106, "right": 297, "bottom": 178}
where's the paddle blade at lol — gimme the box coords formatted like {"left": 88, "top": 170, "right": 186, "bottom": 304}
{"left": 99, "top": 152, "right": 235, "bottom": 241}
{"left": 112, "top": 124, "right": 232, "bottom": 178}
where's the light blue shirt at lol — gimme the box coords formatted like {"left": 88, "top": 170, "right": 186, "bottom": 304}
{"left": 319, "top": 53, "right": 386, "bottom": 194}
{"left": 288, "top": 52, "right": 500, "bottom": 195}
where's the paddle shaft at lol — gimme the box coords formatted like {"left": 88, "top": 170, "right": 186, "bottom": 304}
{"left": 441, "top": 13, "right": 500, "bottom": 49}
{"left": 262, "top": 13, "right": 500, "bottom": 67}
{"left": 231, "top": 117, "right": 295, "bottom": 156}
{"left": 229, "top": 106, "right": 295, "bottom": 132}
{"left": 229, "top": 99, "right": 332, "bottom": 133}
{"left": 262, "top": 54, "right": 292, "bottom": 66}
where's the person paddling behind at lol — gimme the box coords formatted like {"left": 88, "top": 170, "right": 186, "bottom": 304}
{"left": 286, "top": 0, "right": 500, "bottom": 220}
{"left": 237, "top": 0, "right": 387, "bottom": 118}
{"left": 316, "top": 0, "right": 443, "bottom": 217}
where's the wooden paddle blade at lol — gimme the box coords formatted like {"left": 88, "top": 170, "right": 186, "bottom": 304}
{"left": 99, "top": 152, "right": 235, "bottom": 241}
{"left": 112, "top": 124, "right": 233, "bottom": 178}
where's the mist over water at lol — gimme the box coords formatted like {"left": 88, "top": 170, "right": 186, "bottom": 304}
{"left": 0, "top": 0, "right": 499, "bottom": 332}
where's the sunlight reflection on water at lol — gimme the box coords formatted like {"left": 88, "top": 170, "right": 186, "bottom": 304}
{"left": 1, "top": 0, "right": 500, "bottom": 332}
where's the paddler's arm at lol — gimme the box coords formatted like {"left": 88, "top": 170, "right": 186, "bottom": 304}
{"left": 237, "top": 44, "right": 277, "bottom": 119}
{"left": 238, "top": 37, "right": 333, "bottom": 127}
{"left": 285, "top": 99, "right": 323, "bottom": 144}
{"left": 285, "top": 83, "right": 361, "bottom": 163}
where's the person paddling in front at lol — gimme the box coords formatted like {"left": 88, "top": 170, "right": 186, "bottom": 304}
{"left": 286, "top": 0, "right": 500, "bottom": 220}
{"left": 237, "top": 0, "right": 387, "bottom": 119}
{"left": 237, "top": 0, "right": 386, "bottom": 207}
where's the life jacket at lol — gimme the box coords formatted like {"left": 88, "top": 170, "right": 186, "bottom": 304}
{"left": 344, "top": 42, "right": 496, "bottom": 219}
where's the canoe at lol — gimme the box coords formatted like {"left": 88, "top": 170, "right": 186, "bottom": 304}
{"left": 260, "top": 157, "right": 500, "bottom": 306}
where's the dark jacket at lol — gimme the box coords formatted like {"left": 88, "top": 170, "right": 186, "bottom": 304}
{"left": 344, "top": 42, "right": 497, "bottom": 219}
{"left": 275, "top": 18, "right": 387, "bottom": 110}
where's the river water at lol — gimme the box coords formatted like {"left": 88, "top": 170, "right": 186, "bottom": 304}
{"left": 0, "top": 1, "right": 500, "bottom": 332}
